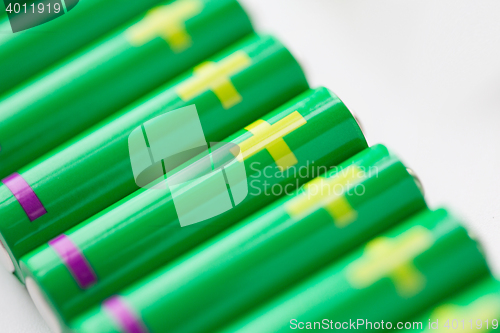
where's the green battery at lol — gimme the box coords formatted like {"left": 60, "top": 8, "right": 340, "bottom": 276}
{"left": 0, "top": 0, "right": 254, "bottom": 177}
{"left": 0, "top": 0, "right": 168, "bottom": 95}
{"left": 0, "top": 33, "right": 309, "bottom": 278}
{"left": 20, "top": 86, "right": 368, "bottom": 332}
{"left": 408, "top": 278, "right": 500, "bottom": 332}
{"left": 65, "top": 144, "right": 426, "bottom": 333}
{"left": 0, "top": 2, "right": 6, "bottom": 20}
{"left": 217, "top": 208, "right": 490, "bottom": 333}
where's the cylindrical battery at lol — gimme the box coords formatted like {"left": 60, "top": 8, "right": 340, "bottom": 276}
{"left": 67, "top": 144, "right": 425, "bottom": 333}
{"left": 64, "top": 146, "right": 425, "bottom": 332}
{"left": 408, "top": 278, "right": 500, "bottom": 332}
{"left": 0, "top": 33, "right": 309, "bottom": 278}
{"left": 21, "top": 86, "right": 368, "bottom": 331}
{"left": 218, "top": 208, "right": 490, "bottom": 333}
{"left": 0, "top": 0, "right": 254, "bottom": 177}
{"left": 0, "top": 3, "right": 6, "bottom": 20}
{"left": 0, "top": 0, "right": 168, "bottom": 95}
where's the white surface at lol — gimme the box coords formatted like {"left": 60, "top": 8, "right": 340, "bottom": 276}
{"left": 1, "top": 1, "right": 499, "bottom": 332}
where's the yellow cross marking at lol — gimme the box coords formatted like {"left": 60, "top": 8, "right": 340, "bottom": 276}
{"left": 126, "top": 0, "right": 203, "bottom": 52}
{"left": 231, "top": 111, "right": 307, "bottom": 171}
{"left": 176, "top": 51, "right": 251, "bottom": 109}
{"left": 346, "top": 226, "right": 434, "bottom": 298}
{"left": 285, "top": 165, "right": 364, "bottom": 227}
{"left": 425, "top": 295, "right": 500, "bottom": 333}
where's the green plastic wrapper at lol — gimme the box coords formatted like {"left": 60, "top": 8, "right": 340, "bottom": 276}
{"left": 219, "top": 208, "right": 490, "bottom": 333}
{"left": 0, "top": 0, "right": 253, "bottom": 177}
{"left": 408, "top": 278, "right": 500, "bottom": 333}
{"left": 0, "top": 2, "right": 6, "bottom": 20}
{"left": 69, "top": 144, "right": 427, "bottom": 333}
{"left": 0, "top": 0, "right": 169, "bottom": 95}
{"left": 21, "top": 86, "right": 368, "bottom": 332}
{"left": 0, "top": 33, "right": 309, "bottom": 278}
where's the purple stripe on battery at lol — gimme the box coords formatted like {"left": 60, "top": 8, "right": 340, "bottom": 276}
{"left": 1, "top": 172, "right": 47, "bottom": 221}
{"left": 48, "top": 235, "right": 97, "bottom": 289}
{"left": 104, "top": 296, "right": 149, "bottom": 333}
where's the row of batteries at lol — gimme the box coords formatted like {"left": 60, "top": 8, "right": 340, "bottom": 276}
{"left": 0, "top": 0, "right": 499, "bottom": 333}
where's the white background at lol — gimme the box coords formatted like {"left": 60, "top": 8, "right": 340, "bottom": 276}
{"left": 1, "top": 1, "right": 499, "bottom": 332}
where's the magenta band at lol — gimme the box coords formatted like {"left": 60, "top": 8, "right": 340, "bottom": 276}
{"left": 48, "top": 235, "right": 97, "bottom": 289}
{"left": 104, "top": 296, "right": 149, "bottom": 333}
{"left": 1, "top": 172, "right": 47, "bottom": 221}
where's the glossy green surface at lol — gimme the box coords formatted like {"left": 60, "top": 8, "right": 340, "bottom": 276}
{"left": 0, "top": 34, "right": 309, "bottom": 277}
{"left": 219, "top": 209, "right": 490, "bottom": 333}
{"left": 0, "top": 0, "right": 253, "bottom": 177}
{"left": 0, "top": 2, "right": 6, "bottom": 20}
{"left": 0, "top": 0, "right": 168, "bottom": 95}
{"left": 69, "top": 144, "right": 426, "bottom": 333}
{"left": 21, "top": 87, "right": 368, "bottom": 328}
{"left": 409, "top": 277, "right": 500, "bottom": 333}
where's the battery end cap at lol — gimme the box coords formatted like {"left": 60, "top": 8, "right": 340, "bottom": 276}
{"left": 0, "top": 240, "right": 14, "bottom": 273}
{"left": 26, "top": 277, "right": 62, "bottom": 333}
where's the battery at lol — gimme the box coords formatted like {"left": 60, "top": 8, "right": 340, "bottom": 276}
{"left": 21, "top": 86, "right": 368, "bottom": 331}
{"left": 216, "top": 208, "right": 490, "bottom": 333}
{"left": 0, "top": 33, "right": 309, "bottom": 278}
{"left": 65, "top": 144, "right": 425, "bottom": 333}
{"left": 0, "top": 0, "right": 254, "bottom": 178}
{"left": 0, "top": 0, "right": 168, "bottom": 95}
{"left": 0, "top": 3, "right": 7, "bottom": 20}
{"left": 408, "top": 278, "right": 500, "bottom": 332}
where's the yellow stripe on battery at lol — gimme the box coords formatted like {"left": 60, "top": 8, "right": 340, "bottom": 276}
{"left": 232, "top": 111, "right": 306, "bottom": 171}
{"left": 425, "top": 296, "right": 500, "bottom": 333}
{"left": 285, "top": 165, "right": 364, "bottom": 226}
{"left": 126, "top": 0, "right": 204, "bottom": 51}
{"left": 176, "top": 51, "right": 252, "bottom": 109}
{"left": 346, "top": 226, "right": 434, "bottom": 298}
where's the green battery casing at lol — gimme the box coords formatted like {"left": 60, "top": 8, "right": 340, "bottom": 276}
{"left": 0, "top": 33, "right": 309, "bottom": 278}
{"left": 0, "top": 2, "right": 6, "bottom": 20}
{"left": 408, "top": 278, "right": 500, "bottom": 332}
{"left": 0, "top": 0, "right": 169, "bottom": 95}
{"left": 68, "top": 144, "right": 427, "bottom": 333}
{"left": 218, "top": 208, "right": 490, "bottom": 333}
{"left": 21, "top": 87, "right": 368, "bottom": 329}
{"left": 0, "top": 0, "right": 253, "bottom": 177}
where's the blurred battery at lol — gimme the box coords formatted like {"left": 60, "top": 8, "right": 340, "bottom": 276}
{"left": 0, "top": 33, "right": 309, "bottom": 279}
{"left": 0, "top": 0, "right": 169, "bottom": 94}
{"left": 0, "top": 2, "right": 6, "bottom": 20}
{"left": 408, "top": 277, "right": 500, "bottom": 332}
{"left": 67, "top": 144, "right": 427, "bottom": 333}
{"left": 20, "top": 86, "right": 368, "bottom": 330}
{"left": 218, "top": 208, "right": 490, "bottom": 333}
{"left": 0, "top": 0, "right": 253, "bottom": 177}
